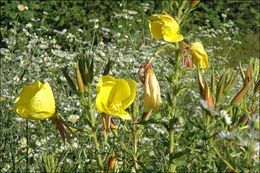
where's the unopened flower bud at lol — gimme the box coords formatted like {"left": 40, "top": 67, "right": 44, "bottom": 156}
{"left": 203, "top": 82, "right": 214, "bottom": 109}
{"left": 143, "top": 67, "right": 161, "bottom": 113}
{"left": 244, "top": 63, "right": 251, "bottom": 86}
{"left": 107, "top": 150, "right": 118, "bottom": 172}
{"left": 76, "top": 66, "right": 84, "bottom": 93}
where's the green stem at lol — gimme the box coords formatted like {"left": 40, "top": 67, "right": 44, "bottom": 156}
{"left": 92, "top": 132, "right": 104, "bottom": 170}
{"left": 133, "top": 116, "right": 138, "bottom": 171}
{"left": 213, "top": 147, "right": 235, "bottom": 170}
{"left": 84, "top": 84, "right": 103, "bottom": 170}
{"left": 169, "top": 43, "right": 181, "bottom": 172}
{"left": 26, "top": 120, "right": 29, "bottom": 172}
{"left": 88, "top": 86, "right": 95, "bottom": 128}
{"left": 119, "top": 140, "right": 133, "bottom": 156}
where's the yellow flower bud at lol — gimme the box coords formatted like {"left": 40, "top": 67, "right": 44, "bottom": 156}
{"left": 143, "top": 68, "right": 161, "bottom": 112}
{"left": 14, "top": 80, "right": 56, "bottom": 120}
{"left": 148, "top": 13, "right": 183, "bottom": 43}
{"left": 96, "top": 76, "right": 137, "bottom": 120}
{"left": 190, "top": 42, "right": 209, "bottom": 73}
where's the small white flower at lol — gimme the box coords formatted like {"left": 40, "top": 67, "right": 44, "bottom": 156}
{"left": 218, "top": 131, "right": 238, "bottom": 139}
{"left": 21, "top": 145, "right": 27, "bottom": 152}
{"left": 36, "top": 140, "right": 41, "bottom": 147}
{"left": 101, "top": 27, "right": 111, "bottom": 33}
{"left": 68, "top": 114, "right": 80, "bottom": 123}
{"left": 254, "top": 153, "right": 260, "bottom": 163}
{"left": 25, "top": 23, "right": 32, "bottom": 28}
{"left": 72, "top": 142, "right": 78, "bottom": 149}
{"left": 17, "top": 5, "right": 25, "bottom": 12}
{"left": 28, "top": 148, "right": 33, "bottom": 157}
{"left": 20, "top": 137, "right": 27, "bottom": 145}
{"left": 89, "top": 19, "right": 99, "bottom": 23}
{"left": 220, "top": 110, "right": 232, "bottom": 125}
{"left": 31, "top": 134, "right": 37, "bottom": 140}
{"left": 41, "top": 138, "right": 48, "bottom": 145}
{"left": 78, "top": 28, "right": 83, "bottom": 33}
{"left": 67, "top": 33, "right": 74, "bottom": 39}
{"left": 39, "top": 44, "right": 48, "bottom": 49}
{"left": 224, "top": 115, "right": 232, "bottom": 125}
{"left": 61, "top": 29, "right": 67, "bottom": 35}
{"left": 221, "top": 13, "right": 227, "bottom": 18}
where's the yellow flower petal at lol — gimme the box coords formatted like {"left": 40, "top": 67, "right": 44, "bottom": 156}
{"left": 96, "top": 76, "right": 137, "bottom": 120}
{"left": 121, "top": 79, "right": 137, "bottom": 110}
{"left": 108, "top": 79, "right": 131, "bottom": 105}
{"left": 14, "top": 81, "right": 56, "bottom": 120}
{"left": 149, "top": 21, "right": 163, "bottom": 40}
{"left": 190, "top": 42, "right": 209, "bottom": 73}
{"left": 149, "top": 14, "right": 183, "bottom": 42}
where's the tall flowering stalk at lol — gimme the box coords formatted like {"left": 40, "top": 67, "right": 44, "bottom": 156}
{"left": 147, "top": 1, "right": 203, "bottom": 172}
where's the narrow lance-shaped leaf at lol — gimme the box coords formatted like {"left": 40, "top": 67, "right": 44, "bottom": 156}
{"left": 216, "top": 74, "right": 226, "bottom": 102}
{"left": 103, "top": 58, "right": 112, "bottom": 76}
{"left": 244, "top": 63, "right": 251, "bottom": 86}
{"left": 211, "top": 67, "right": 216, "bottom": 94}
{"left": 225, "top": 73, "right": 239, "bottom": 94}
{"left": 231, "top": 79, "right": 254, "bottom": 105}
{"left": 62, "top": 68, "right": 77, "bottom": 91}
{"left": 197, "top": 67, "right": 204, "bottom": 97}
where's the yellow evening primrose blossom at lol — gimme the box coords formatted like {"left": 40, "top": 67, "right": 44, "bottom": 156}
{"left": 144, "top": 68, "right": 161, "bottom": 112}
{"left": 149, "top": 13, "right": 183, "bottom": 42}
{"left": 14, "top": 80, "right": 56, "bottom": 120}
{"left": 190, "top": 42, "right": 209, "bottom": 73}
{"left": 96, "top": 76, "right": 137, "bottom": 120}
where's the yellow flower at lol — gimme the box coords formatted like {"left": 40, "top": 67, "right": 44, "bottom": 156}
{"left": 148, "top": 14, "right": 183, "bottom": 42}
{"left": 96, "top": 76, "right": 137, "bottom": 120}
{"left": 190, "top": 42, "right": 209, "bottom": 73}
{"left": 14, "top": 80, "right": 56, "bottom": 120}
{"left": 144, "top": 68, "right": 161, "bottom": 112}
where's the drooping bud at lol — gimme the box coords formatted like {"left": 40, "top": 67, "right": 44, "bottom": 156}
{"left": 138, "top": 62, "right": 161, "bottom": 121}
{"left": 107, "top": 150, "right": 118, "bottom": 172}
{"left": 143, "top": 67, "right": 161, "bottom": 112}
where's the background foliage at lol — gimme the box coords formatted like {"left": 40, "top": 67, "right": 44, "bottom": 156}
{"left": 0, "top": 0, "right": 259, "bottom": 172}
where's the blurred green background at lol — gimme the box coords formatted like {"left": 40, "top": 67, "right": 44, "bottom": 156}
{"left": 1, "top": 0, "right": 259, "bottom": 65}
